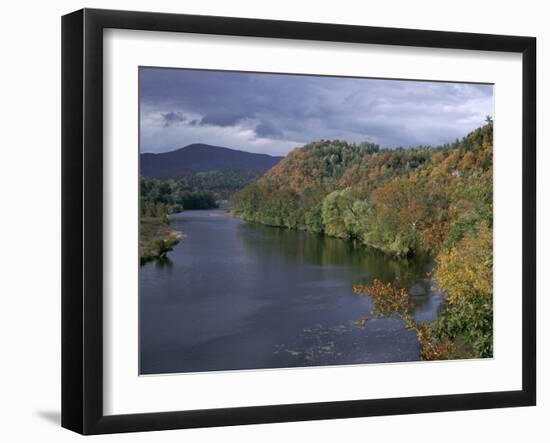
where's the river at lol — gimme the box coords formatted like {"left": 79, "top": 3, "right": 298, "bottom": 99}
{"left": 140, "top": 209, "right": 444, "bottom": 374}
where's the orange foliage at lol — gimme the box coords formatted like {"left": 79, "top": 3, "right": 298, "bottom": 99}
{"left": 354, "top": 280, "right": 457, "bottom": 360}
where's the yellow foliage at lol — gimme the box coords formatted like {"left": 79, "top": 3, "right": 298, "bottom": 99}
{"left": 435, "top": 222, "right": 493, "bottom": 304}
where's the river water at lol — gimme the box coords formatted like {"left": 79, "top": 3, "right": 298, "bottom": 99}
{"left": 140, "top": 209, "right": 443, "bottom": 374}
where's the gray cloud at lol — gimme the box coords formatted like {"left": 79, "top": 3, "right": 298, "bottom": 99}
{"left": 139, "top": 67, "right": 493, "bottom": 155}
{"left": 161, "top": 111, "right": 187, "bottom": 127}
{"left": 254, "top": 121, "right": 284, "bottom": 138}
{"left": 199, "top": 111, "right": 248, "bottom": 127}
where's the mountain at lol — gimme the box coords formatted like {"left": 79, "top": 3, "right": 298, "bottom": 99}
{"left": 141, "top": 143, "right": 284, "bottom": 179}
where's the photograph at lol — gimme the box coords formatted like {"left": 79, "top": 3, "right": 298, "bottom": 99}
{"left": 138, "top": 67, "right": 494, "bottom": 375}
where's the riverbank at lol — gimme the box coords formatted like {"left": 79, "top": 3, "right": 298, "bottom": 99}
{"left": 139, "top": 216, "right": 182, "bottom": 265}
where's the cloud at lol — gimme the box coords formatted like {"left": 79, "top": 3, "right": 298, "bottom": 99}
{"left": 254, "top": 121, "right": 284, "bottom": 138}
{"left": 139, "top": 67, "right": 493, "bottom": 155}
{"left": 199, "top": 111, "right": 248, "bottom": 127}
{"left": 161, "top": 111, "right": 187, "bottom": 127}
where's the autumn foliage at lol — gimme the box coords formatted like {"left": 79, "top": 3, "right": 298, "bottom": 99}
{"left": 233, "top": 122, "right": 494, "bottom": 360}
{"left": 233, "top": 123, "right": 493, "bottom": 257}
{"left": 353, "top": 280, "right": 413, "bottom": 327}
{"left": 353, "top": 280, "right": 458, "bottom": 360}
{"left": 434, "top": 223, "right": 493, "bottom": 357}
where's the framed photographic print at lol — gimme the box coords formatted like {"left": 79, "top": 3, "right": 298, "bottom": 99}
{"left": 61, "top": 8, "right": 536, "bottom": 435}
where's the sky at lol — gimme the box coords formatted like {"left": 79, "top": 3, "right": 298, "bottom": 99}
{"left": 139, "top": 67, "right": 493, "bottom": 156}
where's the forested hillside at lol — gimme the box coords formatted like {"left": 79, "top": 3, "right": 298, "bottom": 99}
{"left": 234, "top": 122, "right": 494, "bottom": 359}
{"left": 233, "top": 123, "right": 492, "bottom": 258}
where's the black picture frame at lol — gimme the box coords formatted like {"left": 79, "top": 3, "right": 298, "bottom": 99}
{"left": 62, "top": 8, "right": 536, "bottom": 435}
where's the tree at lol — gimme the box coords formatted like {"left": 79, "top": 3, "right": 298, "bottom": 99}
{"left": 344, "top": 200, "right": 371, "bottom": 240}
{"left": 434, "top": 222, "right": 493, "bottom": 357}
{"left": 353, "top": 280, "right": 457, "bottom": 361}
{"left": 321, "top": 189, "right": 355, "bottom": 238}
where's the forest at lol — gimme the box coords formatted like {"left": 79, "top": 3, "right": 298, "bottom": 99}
{"left": 232, "top": 121, "right": 494, "bottom": 359}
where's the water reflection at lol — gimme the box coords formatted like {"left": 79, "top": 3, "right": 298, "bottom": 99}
{"left": 153, "top": 256, "right": 173, "bottom": 269}
{"left": 140, "top": 210, "right": 443, "bottom": 374}
{"left": 238, "top": 222, "right": 434, "bottom": 299}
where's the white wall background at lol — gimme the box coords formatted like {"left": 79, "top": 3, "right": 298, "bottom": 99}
{"left": 0, "top": 0, "right": 546, "bottom": 441}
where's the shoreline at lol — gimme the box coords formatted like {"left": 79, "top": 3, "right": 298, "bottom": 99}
{"left": 140, "top": 216, "right": 183, "bottom": 265}
{"left": 209, "top": 210, "right": 240, "bottom": 218}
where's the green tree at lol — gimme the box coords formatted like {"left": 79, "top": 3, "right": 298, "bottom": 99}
{"left": 321, "top": 189, "right": 355, "bottom": 238}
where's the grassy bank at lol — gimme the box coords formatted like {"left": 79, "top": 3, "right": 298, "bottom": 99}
{"left": 140, "top": 216, "right": 182, "bottom": 265}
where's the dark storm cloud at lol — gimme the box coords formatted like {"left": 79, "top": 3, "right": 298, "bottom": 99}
{"left": 161, "top": 111, "right": 187, "bottom": 127}
{"left": 139, "top": 67, "right": 493, "bottom": 155}
{"left": 255, "top": 121, "right": 284, "bottom": 138}
{"left": 199, "top": 111, "right": 248, "bottom": 127}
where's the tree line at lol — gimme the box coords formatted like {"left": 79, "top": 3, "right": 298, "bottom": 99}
{"left": 141, "top": 177, "right": 218, "bottom": 217}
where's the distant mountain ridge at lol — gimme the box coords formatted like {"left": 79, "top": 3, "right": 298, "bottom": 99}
{"left": 141, "top": 143, "right": 284, "bottom": 179}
